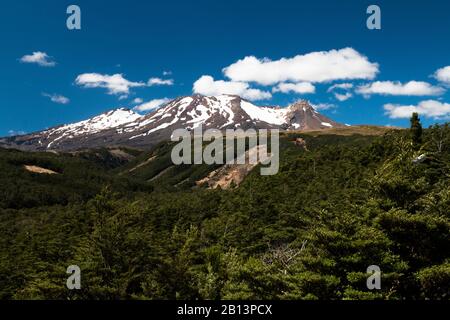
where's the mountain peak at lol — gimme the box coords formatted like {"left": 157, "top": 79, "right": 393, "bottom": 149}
{"left": 1, "top": 95, "right": 344, "bottom": 151}
{"left": 289, "top": 100, "right": 315, "bottom": 112}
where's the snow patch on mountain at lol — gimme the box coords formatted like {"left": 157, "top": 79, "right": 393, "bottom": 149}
{"left": 240, "top": 101, "right": 288, "bottom": 125}
{"left": 46, "top": 108, "right": 141, "bottom": 148}
{"left": 47, "top": 108, "right": 140, "bottom": 136}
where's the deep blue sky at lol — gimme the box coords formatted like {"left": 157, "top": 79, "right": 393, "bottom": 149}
{"left": 1, "top": 0, "right": 449, "bottom": 136}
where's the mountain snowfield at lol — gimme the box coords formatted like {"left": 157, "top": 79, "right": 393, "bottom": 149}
{"left": 45, "top": 108, "right": 142, "bottom": 148}
{"left": 1, "top": 94, "right": 345, "bottom": 151}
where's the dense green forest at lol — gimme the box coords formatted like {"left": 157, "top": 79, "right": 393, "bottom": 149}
{"left": 0, "top": 119, "right": 449, "bottom": 300}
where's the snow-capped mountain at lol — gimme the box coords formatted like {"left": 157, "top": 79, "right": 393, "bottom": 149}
{"left": 45, "top": 108, "right": 141, "bottom": 148}
{"left": 0, "top": 95, "right": 345, "bottom": 151}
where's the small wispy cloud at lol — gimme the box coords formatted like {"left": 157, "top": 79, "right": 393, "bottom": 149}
{"left": 133, "top": 97, "right": 143, "bottom": 104}
{"left": 133, "top": 98, "right": 170, "bottom": 112}
{"left": 334, "top": 92, "right": 353, "bottom": 101}
{"left": 312, "top": 102, "right": 337, "bottom": 111}
{"left": 42, "top": 93, "right": 70, "bottom": 104}
{"left": 8, "top": 130, "right": 26, "bottom": 136}
{"left": 328, "top": 83, "right": 354, "bottom": 91}
{"left": 327, "top": 83, "right": 353, "bottom": 101}
{"left": 148, "top": 77, "right": 174, "bottom": 86}
{"left": 20, "top": 51, "right": 56, "bottom": 67}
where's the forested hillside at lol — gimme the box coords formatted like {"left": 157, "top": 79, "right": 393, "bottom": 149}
{"left": 0, "top": 122, "right": 449, "bottom": 300}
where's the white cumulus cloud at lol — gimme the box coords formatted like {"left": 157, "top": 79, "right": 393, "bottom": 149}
{"left": 193, "top": 75, "right": 271, "bottom": 101}
{"left": 148, "top": 77, "right": 174, "bottom": 86}
{"left": 272, "top": 82, "right": 315, "bottom": 94}
{"left": 384, "top": 100, "right": 450, "bottom": 119}
{"left": 434, "top": 66, "right": 450, "bottom": 84}
{"left": 357, "top": 81, "right": 444, "bottom": 96}
{"left": 134, "top": 98, "right": 170, "bottom": 112}
{"left": 75, "top": 73, "right": 145, "bottom": 96}
{"left": 42, "top": 93, "right": 70, "bottom": 104}
{"left": 20, "top": 51, "right": 56, "bottom": 67}
{"left": 223, "top": 48, "right": 379, "bottom": 85}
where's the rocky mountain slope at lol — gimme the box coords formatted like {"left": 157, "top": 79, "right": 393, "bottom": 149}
{"left": 0, "top": 94, "right": 345, "bottom": 151}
